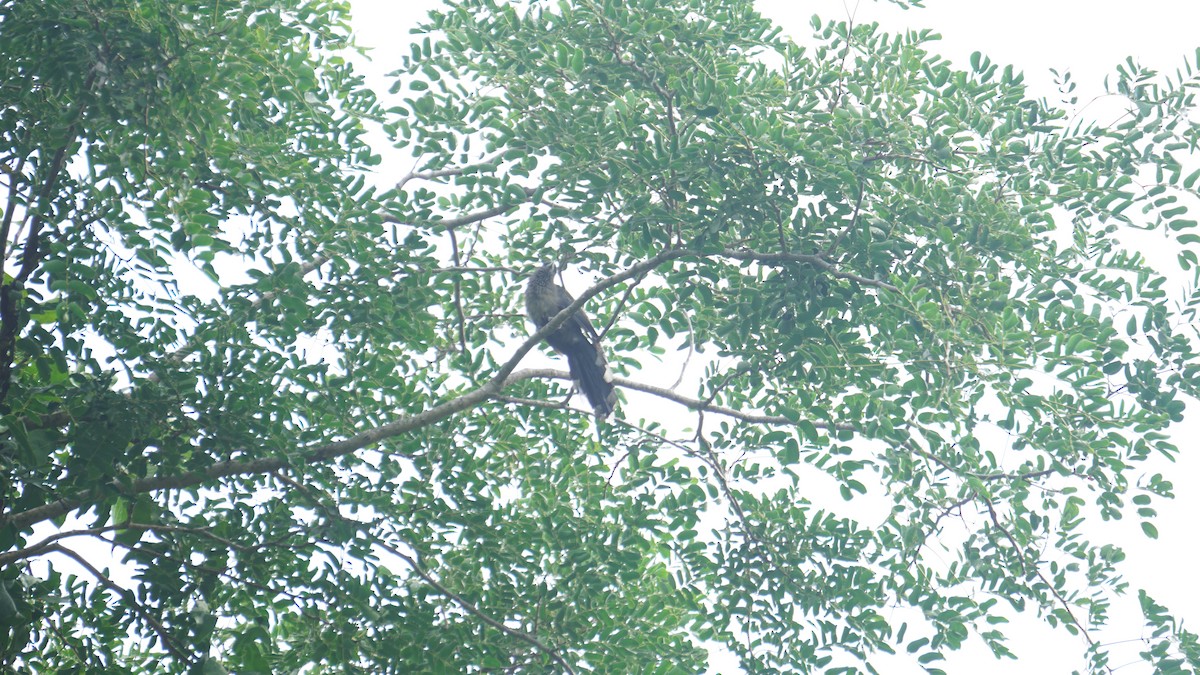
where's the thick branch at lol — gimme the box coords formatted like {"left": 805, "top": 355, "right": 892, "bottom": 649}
{"left": 3, "top": 250, "right": 692, "bottom": 532}
{"left": 2, "top": 379, "right": 497, "bottom": 531}
{"left": 0, "top": 104, "right": 88, "bottom": 405}
{"left": 4, "top": 247, "right": 888, "bottom": 533}
{"left": 0, "top": 153, "right": 28, "bottom": 267}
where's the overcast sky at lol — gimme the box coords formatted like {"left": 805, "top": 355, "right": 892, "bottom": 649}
{"left": 350, "top": 2, "right": 1200, "bottom": 672}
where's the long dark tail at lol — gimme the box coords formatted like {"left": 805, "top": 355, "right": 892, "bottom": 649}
{"left": 565, "top": 345, "right": 616, "bottom": 418}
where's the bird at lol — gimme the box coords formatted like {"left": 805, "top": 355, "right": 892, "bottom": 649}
{"left": 524, "top": 262, "right": 617, "bottom": 418}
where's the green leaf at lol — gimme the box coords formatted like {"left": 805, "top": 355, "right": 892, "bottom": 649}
{"left": 0, "top": 584, "right": 18, "bottom": 622}
{"left": 5, "top": 1, "right": 1198, "bottom": 671}
{"left": 1181, "top": 166, "right": 1200, "bottom": 190}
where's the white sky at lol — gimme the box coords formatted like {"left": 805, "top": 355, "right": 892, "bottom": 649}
{"left": 352, "top": 1, "right": 1200, "bottom": 673}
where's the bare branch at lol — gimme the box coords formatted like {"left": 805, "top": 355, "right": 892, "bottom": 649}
{"left": 0, "top": 519, "right": 300, "bottom": 567}
{"left": 667, "top": 309, "right": 695, "bottom": 391}
{"left": 905, "top": 441, "right": 1058, "bottom": 483}
{"left": 494, "top": 393, "right": 571, "bottom": 412}
{"left": 595, "top": 265, "right": 649, "bottom": 341}
{"left": 434, "top": 265, "right": 519, "bottom": 275}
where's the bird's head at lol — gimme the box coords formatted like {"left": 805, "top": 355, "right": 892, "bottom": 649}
{"left": 530, "top": 262, "right": 558, "bottom": 285}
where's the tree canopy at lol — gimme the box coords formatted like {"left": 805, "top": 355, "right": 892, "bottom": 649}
{"left": 1, "top": 0, "right": 1199, "bottom": 672}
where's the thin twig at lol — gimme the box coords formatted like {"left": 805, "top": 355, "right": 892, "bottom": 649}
{"left": 447, "top": 227, "right": 468, "bottom": 353}
{"left": 596, "top": 266, "right": 649, "bottom": 341}
{"left": 506, "top": 368, "right": 845, "bottom": 432}
{"left": 667, "top": 309, "right": 694, "bottom": 391}
{"left": 395, "top": 150, "right": 505, "bottom": 191}
{"left": 0, "top": 521, "right": 269, "bottom": 567}
{"left": 386, "top": 187, "right": 536, "bottom": 231}
{"left": 720, "top": 248, "right": 899, "bottom": 292}
{"left": 825, "top": 183, "right": 866, "bottom": 257}
{"left": 433, "top": 265, "right": 518, "bottom": 275}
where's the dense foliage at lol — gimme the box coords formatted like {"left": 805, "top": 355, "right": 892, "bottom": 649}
{"left": 1, "top": 0, "right": 1198, "bottom": 672}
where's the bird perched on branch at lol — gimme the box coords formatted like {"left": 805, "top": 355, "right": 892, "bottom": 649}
{"left": 524, "top": 263, "right": 617, "bottom": 418}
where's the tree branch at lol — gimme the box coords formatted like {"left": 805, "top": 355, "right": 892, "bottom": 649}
{"left": 394, "top": 150, "right": 506, "bottom": 192}
{"left": 273, "top": 471, "right": 578, "bottom": 674}
{"left": 980, "top": 495, "right": 1103, "bottom": 659}
{"left": 0, "top": 152, "right": 28, "bottom": 268}
{"left": 447, "top": 227, "right": 469, "bottom": 353}
{"left": 0, "top": 66, "right": 97, "bottom": 401}
{"left": 824, "top": 183, "right": 866, "bottom": 257}
{"left": 50, "top": 543, "right": 194, "bottom": 665}
{"left": 507, "top": 367, "right": 845, "bottom": 431}
{"left": 385, "top": 188, "right": 536, "bottom": 231}
{"left": 2, "top": 250, "right": 693, "bottom": 532}
{"left": 375, "top": 537, "right": 579, "bottom": 674}
{"left": 719, "top": 248, "right": 899, "bottom": 292}
{"left": 2, "top": 248, "right": 882, "bottom": 535}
